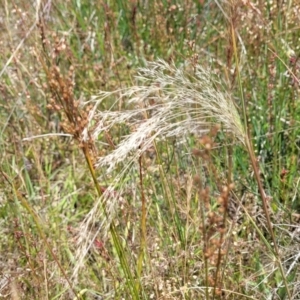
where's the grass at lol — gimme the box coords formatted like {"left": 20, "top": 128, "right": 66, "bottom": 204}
{"left": 0, "top": 0, "right": 300, "bottom": 299}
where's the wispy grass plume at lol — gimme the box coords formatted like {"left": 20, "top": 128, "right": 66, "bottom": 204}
{"left": 73, "top": 60, "right": 246, "bottom": 283}
{"left": 87, "top": 59, "right": 245, "bottom": 173}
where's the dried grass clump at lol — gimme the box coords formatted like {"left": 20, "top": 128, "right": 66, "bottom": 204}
{"left": 73, "top": 60, "right": 246, "bottom": 281}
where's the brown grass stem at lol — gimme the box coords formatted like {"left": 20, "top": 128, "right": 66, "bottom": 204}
{"left": 136, "top": 153, "right": 147, "bottom": 293}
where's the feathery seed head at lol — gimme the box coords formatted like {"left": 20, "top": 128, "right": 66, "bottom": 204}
{"left": 86, "top": 59, "right": 245, "bottom": 173}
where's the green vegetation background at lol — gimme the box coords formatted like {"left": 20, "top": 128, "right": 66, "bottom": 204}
{"left": 0, "top": 1, "right": 299, "bottom": 299}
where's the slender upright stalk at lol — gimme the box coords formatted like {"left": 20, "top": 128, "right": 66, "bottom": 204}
{"left": 231, "top": 22, "right": 292, "bottom": 300}
{"left": 136, "top": 154, "right": 147, "bottom": 293}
